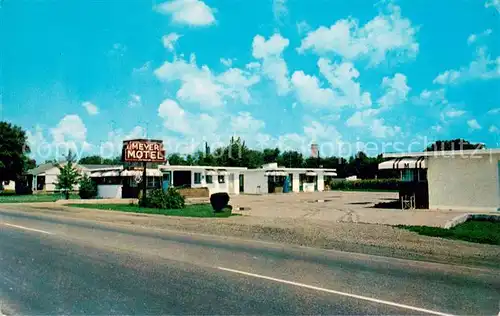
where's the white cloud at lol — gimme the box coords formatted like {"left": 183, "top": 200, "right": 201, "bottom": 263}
{"left": 433, "top": 47, "right": 500, "bottom": 85}
{"left": 230, "top": 112, "right": 265, "bottom": 134}
{"left": 158, "top": 99, "right": 218, "bottom": 136}
{"left": 485, "top": 0, "right": 500, "bottom": 12}
{"left": 346, "top": 108, "right": 400, "bottom": 138}
{"left": 303, "top": 121, "right": 342, "bottom": 143}
{"left": 296, "top": 21, "right": 311, "bottom": 35}
{"left": 432, "top": 125, "right": 443, "bottom": 133}
{"left": 489, "top": 125, "right": 499, "bottom": 133}
{"left": 162, "top": 33, "right": 182, "bottom": 52}
{"left": 220, "top": 58, "right": 234, "bottom": 67}
{"left": 132, "top": 61, "right": 152, "bottom": 74}
{"left": 156, "top": 0, "right": 216, "bottom": 27}
{"left": 487, "top": 107, "right": 500, "bottom": 114}
{"left": 467, "top": 119, "right": 482, "bottom": 130}
{"left": 109, "top": 43, "right": 127, "bottom": 57}
{"left": 252, "top": 34, "right": 291, "bottom": 95}
{"left": 466, "top": 29, "right": 491, "bottom": 45}
{"left": 27, "top": 115, "right": 92, "bottom": 160}
{"left": 297, "top": 4, "right": 419, "bottom": 66}
{"left": 412, "top": 88, "right": 448, "bottom": 106}
{"left": 154, "top": 54, "right": 259, "bottom": 107}
{"left": 128, "top": 94, "right": 142, "bottom": 108}
{"left": 272, "top": 0, "right": 288, "bottom": 24}
{"left": 444, "top": 109, "right": 466, "bottom": 117}
{"left": 377, "top": 73, "right": 410, "bottom": 108}
{"left": 100, "top": 126, "right": 147, "bottom": 158}
{"left": 317, "top": 58, "right": 372, "bottom": 108}
{"left": 291, "top": 71, "right": 335, "bottom": 107}
{"left": 82, "top": 101, "right": 99, "bottom": 115}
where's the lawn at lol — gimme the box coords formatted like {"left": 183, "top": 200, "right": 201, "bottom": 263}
{"left": 0, "top": 192, "right": 80, "bottom": 203}
{"left": 398, "top": 219, "right": 500, "bottom": 245}
{"left": 68, "top": 203, "right": 236, "bottom": 218}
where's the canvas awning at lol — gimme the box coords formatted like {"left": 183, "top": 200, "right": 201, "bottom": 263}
{"left": 121, "top": 169, "right": 163, "bottom": 177}
{"left": 378, "top": 157, "right": 426, "bottom": 170}
{"left": 265, "top": 170, "right": 287, "bottom": 176}
{"left": 305, "top": 171, "right": 317, "bottom": 176}
{"left": 323, "top": 171, "right": 337, "bottom": 176}
{"left": 101, "top": 170, "right": 120, "bottom": 177}
{"left": 217, "top": 170, "right": 228, "bottom": 176}
{"left": 205, "top": 169, "right": 218, "bottom": 176}
{"left": 89, "top": 172, "right": 102, "bottom": 178}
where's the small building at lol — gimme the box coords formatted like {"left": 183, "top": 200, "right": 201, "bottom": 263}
{"left": 243, "top": 163, "right": 337, "bottom": 194}
{"left": 25, "top": 163, "right": 123, "bottom": 193}
{"left": 380, "top": 149, "right": 500, "bottom": 212}
{"left": 158, "top": 165, "right": 247, "bottom": 195}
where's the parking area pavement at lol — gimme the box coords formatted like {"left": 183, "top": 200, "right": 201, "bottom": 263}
{"left": 230, "top": 191, "right": 493, "bottom": 228}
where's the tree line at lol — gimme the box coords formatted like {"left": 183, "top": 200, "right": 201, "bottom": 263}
{"left": 0, "top": 120, "right": 487, "bottom": 186}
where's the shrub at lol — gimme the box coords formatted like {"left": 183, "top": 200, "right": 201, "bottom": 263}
{"left": 210, "top": 192, "right": 230, "bottom": 212}
{"left": 15, "top": 181, "right": 33, "bottom": 195}
{"left": 78, "top": 175, "right": 97, "bottom": 199}
{"left": 328, "top": 179, "right": 400, "bottom": 191}
{"left": 146, "top": 187, "right": 185, "bottom": 209}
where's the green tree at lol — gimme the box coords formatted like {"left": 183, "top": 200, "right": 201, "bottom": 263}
{"left": 425, "top": 139, "right": 485, "bottom": 151}
{"left": 0, "top": 121, "right": 32, "bottom": 183}
{"left": 167, "top": 153, "right": 187, "bottom": 165}
{"left": 277, "top": 151, "right": 304, "bottom": 168}
{"left": 262, "top": 148, "right": 280, "bottom": 164}
{"left": 78, "top": 174, "right": 97, "bottom": 199}
{"left": 55, "top": 151, "right": 80, "bottom": 199}
{"left": 79, "top": 155, "right": 103, "bottom": 164}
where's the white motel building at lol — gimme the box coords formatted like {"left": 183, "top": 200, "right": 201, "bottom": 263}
{"left": 380, "top": 149, "right": 500, "bottom": 212}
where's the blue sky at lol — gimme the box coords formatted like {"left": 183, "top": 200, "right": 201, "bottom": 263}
{"left": 1, "top": 0, "right": 499, "bottom": 161}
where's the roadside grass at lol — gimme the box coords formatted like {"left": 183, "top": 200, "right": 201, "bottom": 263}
{"left": 0, "top": 192, "right": 80, "bottom": 203}
{"left": 398, "top": 219, "right": 500, "bottom": 245}
{"left": 67, "top": 203, "right": 237, "bottom": 218}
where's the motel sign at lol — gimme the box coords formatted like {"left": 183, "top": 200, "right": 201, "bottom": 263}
{"left": 122, "top": 139, "right": 166, "bottom": 163}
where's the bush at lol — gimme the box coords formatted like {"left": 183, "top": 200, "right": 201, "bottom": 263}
{"left": 15, "top": 181, "right": 33, "bottom": 195}
{"left": 146, "top": 187, "right": 185, "bottom": 209}
{"left": 210, "top": 192, "right": 230, "bottom": 212}
{"left": 78, "top": 175, "right": 97, "bottom": 199}
{"left": 328, "top": 179, "right": 400, "bottom": 191}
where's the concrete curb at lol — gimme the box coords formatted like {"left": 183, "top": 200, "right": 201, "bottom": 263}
{"left": 443, "top": 213, "right": 500, "bottom": 229}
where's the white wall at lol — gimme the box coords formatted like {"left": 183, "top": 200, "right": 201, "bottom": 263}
{"left": 291, "top": 172, "right": 300, "bottom": 193}
{"left": 317, "top": 173, "right": 325, "bottom": 191}
{"left": 98, "top": 185, "right": 123, "bottom": 199}
{"left": 428, "top": 155, "right": 500, "bottom": 211}
{"left": 243, "top": 171, "right": 268, "bottom": 194}
{"left": 187, "top": 171, "right": 240, "bottom": 195}
{"left": 36, "top": 166, "right": 80, "bottom": 192}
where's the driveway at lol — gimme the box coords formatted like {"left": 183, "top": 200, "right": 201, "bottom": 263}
{"left": 230, "top": 191, "right": 494, "bottom": 227}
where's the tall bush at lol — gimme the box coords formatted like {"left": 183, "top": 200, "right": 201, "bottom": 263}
{"left": 146, "top": 187, "right": 185, "bottom": 209}
{"left": 78, "top": 174, "right": 97, "bottom": 199}
{"left": 328, "top": 179, "right": 400, "bottom": 191}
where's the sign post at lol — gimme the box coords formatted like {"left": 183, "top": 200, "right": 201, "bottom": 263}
{"left": 122, "top": 139, "right": 166, "bottom": 206}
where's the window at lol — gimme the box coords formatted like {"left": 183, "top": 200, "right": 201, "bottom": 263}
{"left": 206, "top": 175, "right": 213, "bottom": 184}
{"left": 147, "top": 177, "right": 160, "bottom": 188}
{"left": 401, "top": 169, "right": 415, "bottom": 182}
{"left": 218, "top": 175, "right": 225, "bottom": 184}
{"left": 194, "top": 172, "right": 201, "bottom": 184}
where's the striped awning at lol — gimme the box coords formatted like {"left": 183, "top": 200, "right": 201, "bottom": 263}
{"left": 205, "top": 169, "right": 218, "bottom": 176}
{"left": 265, "top": 170, "right": 287, "bottom": 176}
{"left": 121, "top": 169, "right": 163, "bottom": 177}
{"left": 378, "top": 157, "right": 426, "bottom": 170}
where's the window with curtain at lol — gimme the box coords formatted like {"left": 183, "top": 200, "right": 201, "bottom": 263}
{"left": 194, "top": 172, "right": 201, "bottom": 184}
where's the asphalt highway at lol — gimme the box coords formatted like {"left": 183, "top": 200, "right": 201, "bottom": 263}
{"left": 0, "top": 208, "right": 499, "bottom": 315}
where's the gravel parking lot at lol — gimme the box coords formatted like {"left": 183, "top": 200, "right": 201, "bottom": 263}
{"left": 230, "top": 191, "right": 496, "bottom": 228}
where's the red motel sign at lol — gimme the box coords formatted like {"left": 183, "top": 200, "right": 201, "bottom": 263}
{"left": 122, "top": 139, "right": 166, "bottom": 163}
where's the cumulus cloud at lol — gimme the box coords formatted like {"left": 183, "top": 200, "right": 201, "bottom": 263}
{"left": 156, "top": 0, "right": 216, "bottom": 26}
{"left": 297, "top": 4, "right": 419, "bottom": 66}
{"left": 82, "top": 101, "right": 99, "bottom": 115}
{"left": 154, "top": 54, "right": 259, "bottom": 107}
{"left": 487, "top": 108, "right": 500, "bottom": 114}
{"left": 467, "top": 29, "right": 492, "bottom": 45}
{"left": 291, "top": 71, "right": 335, "bottom": 107}
{"left": 162, "top": 32, "right": 182, "bottom": 52}
{"left": 433, "top": 47, "right": 500, "bottom": 85}
{"left": 252, "top": 34, "right": 291, "bottom": 95}
{"left": 467, "top": 119, "right": 482, "bottom": 130}
{"left": 377, "top": 73, "right": 410, "bottom": 108}
{"left": 128, "top": 94, "right": 142, "bottom": 108}
{"left": 485, "top": 0, "right": 500, "bottom": 12}
{"left": 272, "top": 0, "right": 288, "bottom": 24}
{"left": 489, "top": 125, "right": 499, "bottom": 133}
{"left": 411, "top": 88, "right": 448, "bottom": 107}
{"left": 346, "top": 109, "right": 401, "bottom": 138}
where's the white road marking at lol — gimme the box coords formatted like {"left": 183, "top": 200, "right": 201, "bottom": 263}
{"left": 217, "top": 267, "right": 455, "bottom": 316}
{"left": 1, "top": 223, "right": 54, "bottom": 235}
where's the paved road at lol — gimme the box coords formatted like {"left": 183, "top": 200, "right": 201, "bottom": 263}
{"left": 0, "top": 209, "right": 499, "bottom": 315}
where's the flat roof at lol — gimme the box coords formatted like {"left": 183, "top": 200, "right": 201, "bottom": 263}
{"left": 383, "top": 148, "right": 500, "bottom": 158}
{"left": 159, "top": 165, "right": 247, "bottom": 171}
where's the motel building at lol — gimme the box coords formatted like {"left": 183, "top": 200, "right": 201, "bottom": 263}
{"left": 379, "top": 149, "right": 500, "bottom": 212}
